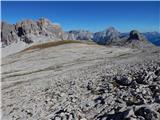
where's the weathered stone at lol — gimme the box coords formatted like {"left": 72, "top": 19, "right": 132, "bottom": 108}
{"left": 114, "top": 75, "right": 132, "bottom": 86}
{"left": 93, "top": 27, "right": 120, "bottom": 45}
{"left": 67, "top": 30, "right": 93, "bottom": 40}
{"left": 1, "top": 22, "right": 19, "bottom": 47}
{"left": 135, "top": 106, "right": 159, "bottom": 120}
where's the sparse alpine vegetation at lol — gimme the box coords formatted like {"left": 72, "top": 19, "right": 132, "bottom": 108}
{"left": 22, "top": 40, "right": 83, "bottom": 51}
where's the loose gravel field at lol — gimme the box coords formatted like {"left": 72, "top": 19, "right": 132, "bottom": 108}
{"left": 1, "top": 42, "right": 160, "bottom": 120}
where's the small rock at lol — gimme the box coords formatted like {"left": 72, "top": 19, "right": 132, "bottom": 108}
{"left": 115, "top": 75, "right": 132, "bottom": 86}
{"left": 155, "top": 68, "right": 160, "bottom": 76}
{"left": 154, "top": 93, "right": 160, "bottom": 103}
{"left": 123, "top": 108, "right": 135, "bottom": 119}
{"left": 135, "top": 106, "right": 159, "bottom": 120}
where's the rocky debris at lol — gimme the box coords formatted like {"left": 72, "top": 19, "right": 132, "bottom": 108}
{"left": 93, "top": 61, "right": 160, "bottom": 120}
{"left": 47, "top": 60, "right": 160, "bottom": 120}
{"left": 49, "top": 109, "right": 78, "bottom": 120}
{"left": 135, "top": 106, "right": 159, "bottom": 120}
{"left": 114, "top": 74, "right": 132, "bottom": 86}
{"left": 97, "top": 108, "right": 136, "bottom": 120}
{"left": 97, "top": 104, "right": 160, "bottom": 120}
{"left": 1, "top": 42, "right": 160, "bottom": 119}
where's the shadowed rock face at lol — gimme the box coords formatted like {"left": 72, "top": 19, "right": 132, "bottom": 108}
{"left": 1, "top": 22, "right": 19, "bottom": 47}
{"left": 15, "top": 18, "right": 65, "bottom": 42}
{"left": 130, "top": 30, "right": 140, "bottom": 39}
{"left": 128, "top": 30, "right": 142, "bottom": 40}
{"left": 15, "top": 19, "right": 40, "bottom": 36}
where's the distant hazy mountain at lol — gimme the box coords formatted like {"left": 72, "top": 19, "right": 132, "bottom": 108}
{"left": 120, "top": 32, "right": 160, "bottom": 46}
{"left": 67, "top": 30, "right": 93, "bottom": 40}
{"left": 93, "top": 28, "right": 152, "bottom": 49}
{"left": 143, "top": 32, "right": 160, "bottom": 46}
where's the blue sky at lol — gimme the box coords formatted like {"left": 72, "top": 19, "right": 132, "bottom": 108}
{"left": 1, "top": 1, "right": 160, "bottom": 32}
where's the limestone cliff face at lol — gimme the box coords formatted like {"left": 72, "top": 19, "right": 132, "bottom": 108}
{"left": 67, "top": 30, "right": 93, "bottom": 40}
{"left": 1, "top": 18, "right": 67, "bottom": 47}
{"left": 1, "top": 18, "right": 155, "bottom": 48}
{"left": 93, "top": 27, "right": 120, "bottom": 45}
{"left": 1, "top": 18, "right": 95, "bottom": 48}
{"left": 1, "top": 22, "right": 19, "bottom": 47}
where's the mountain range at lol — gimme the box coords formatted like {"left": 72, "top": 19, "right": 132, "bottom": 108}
{"left": 143, "top": 32, "right": 160, "bottom": 46}
{"left": 1, "top": 18, "right": 160, "bottom": 57}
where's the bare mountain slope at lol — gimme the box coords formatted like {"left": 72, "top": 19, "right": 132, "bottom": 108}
{"left": 1, "top": 41, "right": 160, "bottom": 120}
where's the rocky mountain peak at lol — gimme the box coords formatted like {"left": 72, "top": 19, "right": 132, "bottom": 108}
{"left": 93, "top": 27, "right": 120, "bottom": 45}
{"left": 15, "top": 19, "right": 40, "bottom": 36}
{"left": 105, "top": 27, "right": 118, "bottom": 33}
{"left": 128, "top": 30, "right": 142, "bottom": 40}
{"left": 1, "top": 18, "right": 67, "bottom": 47}
{"left": 124, "top": 30, "right": 154, "bottom": 49}
{"left": 105, "top": 27, "right": 120, "bottom": 41}
{"left": 37, "top": 17, "right": 53, "bottom": 26}
{"left": 1, "top": 18, "right": 157, "bottom": 51}
{"left": 1, "top": 21, "right": 19, "bottom": 47}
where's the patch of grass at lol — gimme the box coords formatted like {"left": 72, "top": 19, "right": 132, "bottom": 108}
{"left": 22, "top": 40, "right": 83, "bottom": 52}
